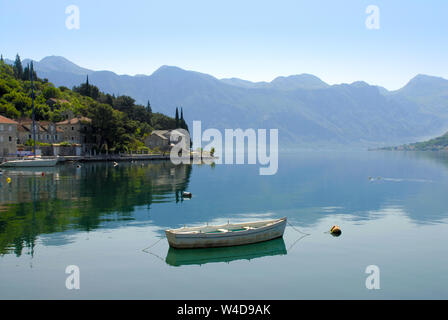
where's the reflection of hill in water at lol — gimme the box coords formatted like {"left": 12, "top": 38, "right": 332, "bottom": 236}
{"left": 165, "top": 237, "right": 287, "bottom": 267}
{"left": 0, "top": 161, "right": 192, "bottom": 256}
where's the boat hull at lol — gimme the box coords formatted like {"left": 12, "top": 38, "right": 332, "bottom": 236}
{"left": 0, "top": 159, "right": 58, "bottom": 167}
{"left": 165, "top": 237, "right": 287, "bottom": 266}
{"left": 165, "top": 218, "right": 287, "bottom": 249}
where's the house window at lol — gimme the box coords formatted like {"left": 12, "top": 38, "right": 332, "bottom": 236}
{"left": 29, "top": 135, "right": 32, "bottom": 139}
{"left": 0, "top": 136, "right": 3, "bottom": 142}
{"left": 47, "top": 135, "right": 49, "bottom": 140}
{"left": 55, "top": 135, "right": 58, "bottom": 140}
{"left": 0, "top": 125, "right": 3, "bottom": 131}
{"left": 9, "top": 136, "right": 12, "bottom": 142}
{"left": 71, "top": 137, "right": 74, "bottom": 141}
{"left": 72, "top": 127, "right": 74, "bottom": 130}
{"left": 8, "top": 125, "right": 12, "bottom": 131}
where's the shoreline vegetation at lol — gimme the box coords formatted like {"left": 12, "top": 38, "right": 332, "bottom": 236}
{"left": 0, "top": 54, "right": 189, "bottom": 154}
{"left": 373, "top": 132, "right": 448, "bottom": 152}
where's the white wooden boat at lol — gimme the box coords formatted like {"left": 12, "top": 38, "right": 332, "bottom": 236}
{"left": 165, "top": 217, "right": 287, "bottom": 249}
{"left": 0, "top": 158, "right": 58, "bottom": 167}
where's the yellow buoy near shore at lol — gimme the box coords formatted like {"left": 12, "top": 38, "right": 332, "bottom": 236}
{"left": 6, "top": 177, "right": 11, "bottom": 184}
{"left": 330, "top": 225, "right": 342, "bottom": 236}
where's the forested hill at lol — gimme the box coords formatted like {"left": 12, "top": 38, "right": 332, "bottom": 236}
{"left": 380, "top": 132, "right": 448, "bottom": 151}
{"left": 0, "top": 55, "right": 187, "bottom": 152}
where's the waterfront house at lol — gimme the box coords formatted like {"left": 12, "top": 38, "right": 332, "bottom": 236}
{"left": 170, "top": 129, "right": 190, "bottom": 151}
{"left": 0, "top": 115, "right": 18, "bottom": 156}
{"left": 17, "top": 120, "right": 63, "bottom": 145}
{"left": 144, "top": 129, "right": 189, "bottom": 152}
{"left": 145, "top": 130, "right": 170, "bottom": 151}
{"left": 56, "top": 115, "right": 93, "bottom": 153}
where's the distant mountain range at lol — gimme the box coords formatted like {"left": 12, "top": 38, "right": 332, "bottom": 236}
{"left": 6, "top": 56, "right": 448, "bottom": 147}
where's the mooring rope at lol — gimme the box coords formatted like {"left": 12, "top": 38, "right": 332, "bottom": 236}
{"left": 287, "top": 234, "right": 310, "bottom": 252}
{"left": 287, "top": 220, "right": 311, "bottom": 235}
{"left": 142, "top": 235, "right": 165, "bottom": 253}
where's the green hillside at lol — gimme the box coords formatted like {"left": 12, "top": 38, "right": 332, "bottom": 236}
{"left": 380, "top": 132, "right": 448, "bottom": 151}
{"left": 0, "top": 55, "right": 184, "bottom": 152}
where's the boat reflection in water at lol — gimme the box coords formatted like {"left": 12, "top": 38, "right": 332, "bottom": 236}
{"left": 165, "top": 237, "right": 287, "bottom": 267}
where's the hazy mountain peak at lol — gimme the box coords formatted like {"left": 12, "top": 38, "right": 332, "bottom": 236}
{"left": 270, "top": 73, "right": 329, "bottom": 90}
{"left": 151, "top": 65, "right": 219, "bottom": 83}
{"left": 154, "top": 65, "right": 183, "bottom": 72}
{"left": 35, "top": 55, "right": 93, "bottom": 75}
{"left": 396, "top": 74, "right": 448, "bottom": 97}
{"left": 350, "top": 81, "right": 370, "bottom": 87}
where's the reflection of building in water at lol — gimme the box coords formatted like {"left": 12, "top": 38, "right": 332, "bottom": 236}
{"left": 0, "top": 162, "right": 191, "bottom": 204}
{"left": 0, "top": 167, "right": 82, "bottom": 204}
{"left": 0, "top": 161, "right": 192, "bottom": 256}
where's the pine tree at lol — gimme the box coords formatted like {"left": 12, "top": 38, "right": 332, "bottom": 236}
{"left": 0, "top": 54, "right": 3, "bottom": 63}
{"left": 13, "top": 54, "right": 23, "bottom": 79}
{"left": 146, "top": 100, "right": 152, "bottom": 114}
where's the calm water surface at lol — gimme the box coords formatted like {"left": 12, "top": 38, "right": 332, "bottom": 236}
{"left": 0, "top": 151, "right": 448, "bottom": 299}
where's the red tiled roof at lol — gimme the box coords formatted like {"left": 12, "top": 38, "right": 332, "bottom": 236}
{"left": 18, "top": 124, "right": 48, "bottom": 133}
{"left": 0, "top": 115, "right": 18, "bottom": 124}
{"left": 56, "top": 116, "right": 92, "bottom": 125}
{"left": 17, "top": 125, "right": 31, "bottom": 132}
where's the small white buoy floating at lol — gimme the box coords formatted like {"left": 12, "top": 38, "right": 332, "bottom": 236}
{"left": 182, "top": 191, "right": 192, "bottom": 198}
{"left": 113, "top": 162, "right": 118, "bottom": 167}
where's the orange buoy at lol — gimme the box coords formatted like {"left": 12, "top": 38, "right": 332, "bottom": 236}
{"left": 330, "top": 225, "right": 342, "bottom": 236}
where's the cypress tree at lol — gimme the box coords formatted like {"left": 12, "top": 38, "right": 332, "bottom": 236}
{"left": 14, "top": 54, "right": 23, "bottom": 79}
{"left": 147, "top": 100, "right": 152, "bottom": 114}
{"left": 82, "top": 75, "right": 90, "bottom": 96}
{"left": 0, "top": 54, "right": 3, "bottom": 63}
{"left": 175, "top": 107, "right": 179, "bottom": 128}
{"left": 179, "top": 108, "right": 189, "bottom": 132}
{"left": 23, "top": 64, "right": 30, "bottom": 81}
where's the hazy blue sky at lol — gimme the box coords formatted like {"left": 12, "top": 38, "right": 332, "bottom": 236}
{"left": 1, "top": 0, "right": 447, "bottom": 90}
